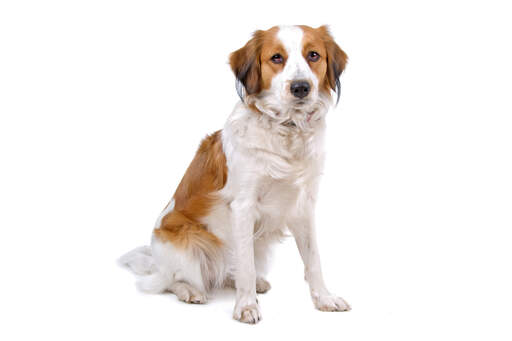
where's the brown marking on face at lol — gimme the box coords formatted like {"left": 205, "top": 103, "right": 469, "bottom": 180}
{"left": 300, "top": 25, "right": 329, "bottom": 91}
{"left": 154, "top": 130, "right": 226, "bottom": 250}
{"left": 230, "top": 27, "right": 286, "bottom": 96}
{"left": 229, "top": 30, "right": 265, "bottom": 95}
{"left": 258, "top": 27, "right": 286, "bottom": 91}
{"left": 231, "top": 25, "right": 347, "bottom": 102}
{"left": 314, "top": 25, "right": 348, "bottom": 96}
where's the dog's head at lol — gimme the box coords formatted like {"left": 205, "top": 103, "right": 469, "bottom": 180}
{"left": 230, "top": 25, "right": 347, "bottom": 128}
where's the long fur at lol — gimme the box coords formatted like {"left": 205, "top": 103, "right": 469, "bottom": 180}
{"left": 120, "top": 25, "right": 350, "bottom": 323}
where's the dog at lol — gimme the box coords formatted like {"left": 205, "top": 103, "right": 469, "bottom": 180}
{"left": 120, "top": 25, "right": 350, "bottom": 324}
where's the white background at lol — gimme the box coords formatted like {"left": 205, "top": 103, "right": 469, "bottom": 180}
{"left": 1, "top": 0, "right": 511, "bottom": 340}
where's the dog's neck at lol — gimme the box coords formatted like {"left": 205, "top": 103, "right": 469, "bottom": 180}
{"left": 243, "top": 97, "right": 330, "bottom": 134}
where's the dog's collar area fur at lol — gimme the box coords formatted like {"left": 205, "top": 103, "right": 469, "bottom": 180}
{"left": 280, "top": 109, "right": 318, "bottom": 128}
{"left": 281, "top": 119, "right": 297, "bottom": 127}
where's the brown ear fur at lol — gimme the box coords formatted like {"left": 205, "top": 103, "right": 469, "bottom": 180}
{"left": 229, "top": 31, "right": 264, "bottom": 97}
{"left": 318, "top": 26, "right": 348, "bottom": 102}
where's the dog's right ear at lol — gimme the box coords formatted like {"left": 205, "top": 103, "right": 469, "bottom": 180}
{"left": 229, "top": 31, "right": 264, "bottom": 100}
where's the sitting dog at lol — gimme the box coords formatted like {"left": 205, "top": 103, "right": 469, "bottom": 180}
{"left": 120, "top": 25, "right": 350, "bottom": 324}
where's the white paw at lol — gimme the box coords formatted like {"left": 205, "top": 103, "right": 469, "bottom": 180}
{"left": 312, "top": 293, "right": 351, "bottom": 312}
{"left": 170, "top": 282, "right": 208, "bottom": 304}
{"left": 183, "top": 292, "right": 208, "bottom": 304}
{"left": 233, "top": 299, "right": 262, "bottom": 324}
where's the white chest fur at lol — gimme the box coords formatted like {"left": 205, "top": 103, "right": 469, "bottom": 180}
{"left": 219, "top": 103, "right": 327, "bottom": 239}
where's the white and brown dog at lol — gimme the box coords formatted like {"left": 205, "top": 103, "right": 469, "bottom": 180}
{"left": 120, "top": 25, "right": 350, "bottom": 324}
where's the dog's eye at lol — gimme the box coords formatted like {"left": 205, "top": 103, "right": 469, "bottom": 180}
{"left": 271, "top": 53, "right": 284, "bottom": 64}
{"left": 307, "top": 51, "right": 320, "bottom": 62}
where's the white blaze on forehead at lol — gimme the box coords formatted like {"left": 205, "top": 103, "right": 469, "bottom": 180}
{"left": 277, "top": 25, "right": 304, "bottom": 54}
{"left": 277, "top": 26, "right": 317, "bottom": 86}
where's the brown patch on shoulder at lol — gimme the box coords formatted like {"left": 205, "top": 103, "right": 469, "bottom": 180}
{"left": 173, "top": 130, "right": 227, "bottom": 220}
{"left": 154, "top": 130, "right": 226, "bottom": 249}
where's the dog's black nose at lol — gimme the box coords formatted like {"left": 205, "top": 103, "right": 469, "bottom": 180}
{"left": 290, "top": 81, "right": 310, "bottom": 99}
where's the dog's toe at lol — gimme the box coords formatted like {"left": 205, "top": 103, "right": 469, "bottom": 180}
{"left": 256, "top": 277, "right": 271, "bottom": 294}
{"left": 313, "top": 293, "right": 351, "bottom": 312}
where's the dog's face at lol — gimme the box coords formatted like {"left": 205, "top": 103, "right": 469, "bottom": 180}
{"left": 230, "top": 25, "right": 347, "bottom": 129}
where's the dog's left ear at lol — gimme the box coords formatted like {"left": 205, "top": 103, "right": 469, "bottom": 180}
{"left": 318, "top": 25, "right": 348, "bottom": 104}
{"left": 229, "top": 31, "right": 264, "bottom": 100}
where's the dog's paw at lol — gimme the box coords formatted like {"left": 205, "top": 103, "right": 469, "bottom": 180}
{"left": 312, "top": 293, "right": 351, "bottom": 312}
{"left": 233, "top": 299, "right": 262, "bottom": 324}
{"left": 256, "top": 277, "right": 271, "bottom": 294}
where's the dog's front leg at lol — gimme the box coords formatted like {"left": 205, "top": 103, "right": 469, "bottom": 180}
{"left": 288, "top": 209, "right": 351, "bottom": 312}
{"left": 231, "top": 198, "right": 261, "bottom": 324}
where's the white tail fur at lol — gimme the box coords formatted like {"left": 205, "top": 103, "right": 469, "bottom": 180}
{"left": 118, "top": 245, "right": 173, "bottom": 294}
{"left": 118, "top": 246, "right": 157, "bottom": 275}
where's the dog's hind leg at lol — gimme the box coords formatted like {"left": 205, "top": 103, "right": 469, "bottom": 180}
{"left": 169, "top": 281, "right": 207, "bottom": 304}
{"left": 151, "top": 210, "right": 224, "bottom": 304}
